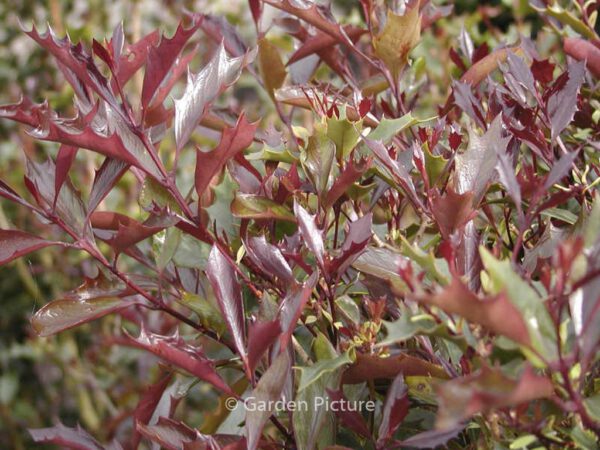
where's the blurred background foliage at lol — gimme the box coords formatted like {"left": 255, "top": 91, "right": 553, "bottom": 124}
{"left": 0, "top": 0, "right": 567, "bottom": 448}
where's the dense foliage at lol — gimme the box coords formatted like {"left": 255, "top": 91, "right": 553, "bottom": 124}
{"left": 2, "top": 0, "right": 600, "bottom": 448}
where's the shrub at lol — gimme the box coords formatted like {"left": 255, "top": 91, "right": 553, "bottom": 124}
{"left": 1, "top": 0, "right": 600, "bottom": 448}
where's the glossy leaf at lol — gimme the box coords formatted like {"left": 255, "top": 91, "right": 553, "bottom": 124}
{"left": 29, "top": 423, "right": 103, "bottom": 450}
{"left": 294, "top": 201, "right": 325, "bottom": 267}
{"left": 378, "top": 374, "right": 409, "bottom": 445}
{"left": 0, "top": 229, "right": 61, "bottom": 266}
{"left": 231, "top": 194, "right": 296, "bottom": 223}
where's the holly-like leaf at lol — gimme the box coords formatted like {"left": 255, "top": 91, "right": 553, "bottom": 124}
{"left": 373, "top": 2, "right": 422, "bottom": 78}
{"left": 195, "top": 114, "right": 257, "bottom": 199}
{"left": 142, "top": 18, "right": 202, "bottom": 111}
{"left": 430, "top": 187, "right": 475, "bottom": 239}
{"left": 327, "top": 115, "right": 362, "bottom": 159}
{"left": 174, "top": 43, "right": 254, "bottom": 151}
{"left": 436, "top": 366, "right": 553, "bottom": 429}
{"left": 127, "top": 328, "right": 234, "bottom": 395}
{"left": 206, "top": 244, "right": 249, "bottom": 378}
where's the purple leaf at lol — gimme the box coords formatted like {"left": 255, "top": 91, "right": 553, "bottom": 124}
{"left": 0, "top": 229, "right": 61, "bottom": 266}
{"left": 131, "top": 373, "right": 173, "bottom": 449}
{"left": 377, "top": 374, "right": 409, "bottom": 445}
{"left": 29, "top": 423, "right": 103, "bottom": 450}
{"left": 54, "top": 144, "right": 78, "bottom": 208}
{"left": 544, "top": 150, "right": 579, "bottom": 190}
{"left": 277, "top": 271, "right": 318, "bottom": 351}
{"left": 136, "top": 417, "right": 224, "bottom": 450}
{"left": 495, "top": 148, "right": 522, "bottom": 214}
{"left": 324, "top": 156, "right": 371, "bottom": 208}
{"left": 142, "top": 18, "right": 202, "bottom": 111}
{"left": 174, "top": 43, "right": 254, "bottom": 151}
{"left": 198, "top": 14, "right": 248, "bottom": 58}
{"left": 294, "top": 201, "right": 325, "bottom": 267}
{"left": 330, "top": 213, "right": 373, "bottom": 276}
{"left": 247, "top": 319, "right": 282, "bottom": 373}
{"left": 195, "top": 114, "right": 257, "bottom": 199}
{"left": 245, "top": 236, "right": 295, "bottom": 284}
{"left": 128, "top": 328, "right": 234, "bottom": 396}
{"left": 245, "top": 351, "right": 291, "bottom": 450}
{"left": 326, "top": 388, "right": 371, "bottom": 439}
{"left": 547, "top": 60, "right": 585, "bottom": 141}
{"left": 206, "top": 244, "right": 249, "bottom": 378}
{"left": 87, "top": 158, "right": 128, "bottom": 215}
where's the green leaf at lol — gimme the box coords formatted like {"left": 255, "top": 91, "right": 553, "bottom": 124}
{"left": 154, "top": 227, "right": 182, "bottom": 271}
{"left": 367, "top": 112, "right": 433, "bottom": 142}
{"left": 172, "top": 234, "right": 211, "bottom": 269}
{"left": 424, "top": 143, "right": 448, "bottom": 186}
{"left": 540, "top": 207, "right": 578, "bottom": 225}
{"left": 296, "top": 350, "right": 353, "bottom": 393}
{"left": 510, "top": 434, "right": 538, "bottom": 449}
{"left": 584, "top": 394, "right": 600, "bottom": 422}
{"left": 335, "top": 296, "right": 361, "bottom": 326}
{"left": 231, "top": 193, "right": 296, "bottom": 222}
{"left": 180, "top": 292, "right": 227, "bottom": 336}
{"left": 301, "top": 121, "right": 335, "bottom": 196}
{"left": 327, "top": 116, "right": 362, "bottom": 159}
{"left": 139, "top": 176, "right": 182, "bottom": 214}
{"left": 205, "top": 172, "right": 239, "bottom": 236}
{"left": 480, "top": 248, "right": 558, "bottom": 364}
{"left": 400, "top": 236, "right": 451, "bottom": 285}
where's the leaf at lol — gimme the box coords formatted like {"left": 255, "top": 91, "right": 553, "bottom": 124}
{"left": 29, "top": 423, "right": 103, "bottom": 450}
{"left": 564, "top": 37, "right": 600, "bottom": 78}
{"left": 277, "top": 271, "right": 319, "bottom": 351}
{"left": 142, "top": 18, "right": 202, "bottom": 111}
{"left": 181, "top": 292, "right": 227, "bottom": 336}
{"left": 399, "top": 236, "right": 451, "bottom": 285}
{"left": 544, "top": 150, "right": 579, "bottom": 190}
{"left": 31, "top": 296, "right": 135, "bottom": 337}
{"left": 480, "top": 249, "right": 558, "bottom": 364}
{"left": 245, "top": 236, "right": 295, "bottom": 284}
{"left": 294, "top": 201, "right": 325, "bottom": 267}
{"left": 367, "top": 113, "right": 431, "bottom": 142}
{"left": 330, "top": 213, "right": 373, "bottom": 276}
{"left": 127, "top": 328, "right": 234, "bottom": 395}
{"left": 88, "top": 158, "right": 128, "bottom": 214}
{"left": 301, "top": 121, "right": 335, "bottom": 196}
{"left": 455, "top": 115, "right": 508, "bottom": 205}
{"left": 116, "top": 30, "right": 160, "bottom": 87}
{"left": 206, "top": 244, "right": 249, "bottom": 378}
{"left": 323, "top": 156, "right": 371, "bottom": 208}
{"left": 247, "top": 319, "right": 281, "bottom": 373}
{"left": 395, "top": 425, "right": 464, "bottom": 449}
{"left": 342, "top": 353, "right": 448, "bottom": 384}
{"left": 0, "top": 229, "right": 61, "bottom": 266}
{"left": 378, "top": 374, "right": 409, "bottom": 445}
{"left": 325, "top": 388, "right": 371, "bottom": 439}
{"left": 547, "top": 60, "right": 585, "bottom": 141}
{"left": 231, "top": 194, "right": 296, "bottom": 223}
{"left": 297, "top": 351, "right": 353, "bottom": 392}
{"left": 327, "top": 115, "right": 362, "bottom": 159}
{"left": 174, "top": 43, "right": 254, "bottom": 151}
{"left": 373, "top": 3, "right": 422, "bottom": 78}
{"left": 461, "top": 46, "right": 521, "bottom": 86}
{"left": 430, "top": 187, "right": 475, "bottom": 239}
{"left": 414, "top": 277, "right": 531, "bottom": 347}
{"left": 195, "top": 114, "right": 257, "bottom": 199}
{"left": 26, "top": 158, "right": 93, "bottom": 240}
{"left": 245, "top": 351, "right": 290, "bottom": 450}
{"left": 436, "top": 365, "right": 553, "bottom": 429}
{"left": 54, "top": 144, "right": 78, "bottom": 207}
{"left": 352, "top": 246, "right": 410, "bottom": 295}
{"left": 258, "top": 37, "right": 287, "bottom": 99}
{"left": 131, "top": 373, "right": 173, "bottom": 449}
{"left": 495, "top": 148, "right": 522, "bottom": 214}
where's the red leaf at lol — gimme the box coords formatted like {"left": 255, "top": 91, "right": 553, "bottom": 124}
{"left": 195, "top": 114, "right": 257, "bottom": 199}
{"left": 294, "top": 201, "right": 325, "bottom": 268}
{"left": 277, "top": 271, "right": 318, "bottom": 351}
{"left": 88, "top": 158, "right": 128, "bottom": 214}
{"left": 142, "top": 18, "right": 202, "bottom": 111}
{"left": 116, "top": 30, "right": 160, "bottom": 87}
{"left": 29, "top": 423, "right": 103, "bottom": 450}
{"left": 128, "top": 328, "right": 234, "bottom": 396}
{"left": 531, "top": 58, "right": 555, "bottom": 84}
{"left": 90, "top": 211, "right": 167, "bottom": 254}
{"left": 245, "top": 236, "right": 296, "bottom": 285}
{"left": 324, "top": 156, "right": 371, "bottom": 208}
{"left": 249, "top": 0, "right": 262, "bottom": 26}
{"left": 378, "top": 374, "right": 409, "bottom": 445}
{"left": 326, "top": 388, "right": 371, "bottom": 439}
{"left": 54, "top": 144, "right": 78, "bottom": 208}
{"left": 0, "top": 229, "right": 60, "bottom": 266}
{"left": 247, "top": 319, "right": 281, "bottom": 373}
{"left": 206, "top": 244, "right": 250, "bottom": 378}
{"left": 131, "top": 373, "right": 173, "bottom": 449}
{"left": 430, "top": 187, "right": 476, "bottom": 239}
{"left": 286, "top": 25, "right": 365, "bottom": 66}
{"left": 330, "top": 213, "right": 373, "bottom": 276}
